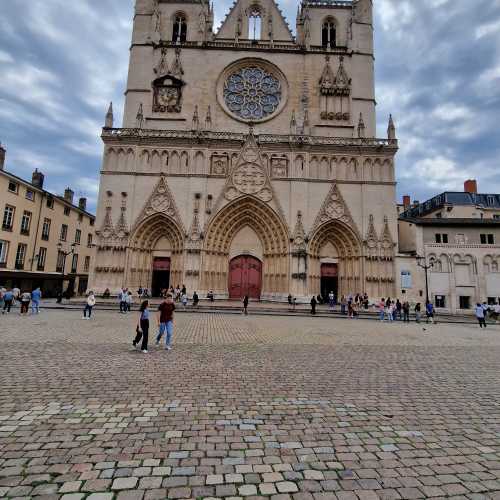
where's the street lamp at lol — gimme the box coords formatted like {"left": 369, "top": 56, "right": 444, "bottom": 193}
{"left": 57, "top": 242, "right": 76, "bottom": 278}
{"left": 416, "top": 254, "right": 434, "bottom": 306}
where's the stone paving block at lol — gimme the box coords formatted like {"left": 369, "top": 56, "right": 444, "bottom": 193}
{"left": 112, "top": 477, "right": 139, "bottom": 490}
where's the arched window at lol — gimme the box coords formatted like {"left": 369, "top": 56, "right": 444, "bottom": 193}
{"left": 322, "top": 19, "right": 336, "bottom": 48}
{"left": 249, "top": 7, "right": 262, "bottom": 40}
{"left": 172, "top": 13, "right": 187, "bottom": 43}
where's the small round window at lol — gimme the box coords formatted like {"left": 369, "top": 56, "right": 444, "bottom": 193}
{"left": 222, "top": 65, "right": 283, "bottom": 121}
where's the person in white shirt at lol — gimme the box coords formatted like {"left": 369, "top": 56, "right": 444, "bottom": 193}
{"left": 83, "top": 292, "right": 96, "bottom": 319}
{"left": 475, "top": 303, "right": 487, "bottom": 328}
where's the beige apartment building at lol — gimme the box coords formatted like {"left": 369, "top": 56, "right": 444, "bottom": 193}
{"left": 0, "top": 144, "right": 96, "bottom": 297}
{"left": 397, "top": 180, "right": 500, "bottom": 313}
{"left": 90, "top": 0, "right": 400, "bottom": 300}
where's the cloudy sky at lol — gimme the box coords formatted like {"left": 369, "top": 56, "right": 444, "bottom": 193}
{"left": 1, "top": 0, "right": 499, "bottom": 211}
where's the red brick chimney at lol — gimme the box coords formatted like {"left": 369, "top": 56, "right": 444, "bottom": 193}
{"left": 464, "top": 179, "right": 478, "bottom": 194}
{"left": 403, "top": 195, "right": 411, "bottom": 208}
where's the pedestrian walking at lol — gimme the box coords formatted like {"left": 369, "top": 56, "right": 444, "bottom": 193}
{"left": 83, "top": 292, "right": 96, "bottom": 319}
{"left": 193, "top": 291, "right": 199, "bottom": 307}
{"left": 340, "top": 295, "right": 347, "bottom": 315}
{"left": 126, "top": 291, "right": 133, "bottom": 312}
{"left": 119, "top": 288, "right": 127, "bottom": 313}
{"left": 243, "top": 295, "right": 249, "bottom": 315}
{"left": 492, "top": 302, "right": 500, "bottom": 323}
{"left": 181, "top": 293, "right": 188, "bottom": 308}
{"left": 310, "top": 296, "right": 317, "bottom": 315}
{"left": 403, "top": 301, "right": 410, "bottom": 323}
{"left": 0, "top": 287, "right": 5, "bottom": 312}
{"left": 328, "top": 291, "right": 335, "bottom": 311}
{"left": 395, "top": 299, "right": 402, "bottom": 320}
{"left": 133, "top": 300, "right": 150, "bottom": 353}
{"left": 475, "top": 303, "right": 487, "bottom": 328}
{"left": 31, "top": 287, "right": 42, "bottom": 314}
{"left": 415, "top": 303, "right": 421, "bottom": 323}
{"left": 2, "top": 289, "right": 13, "bottom": 314}
{"left": 20, "top": 291, "right": 31, "bottom": 315}
{"left": 156, "top": 293, "right": 176, "bottom": 350}
{"left": 425, "top": 301, "right": 435, "bottom": 324}
{"left": 378, "top": 298, "right": 385, "bottom": 321}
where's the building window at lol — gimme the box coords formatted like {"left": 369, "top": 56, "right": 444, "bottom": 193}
{"left": 20, "top": 210, "right": 32, "bottom": 235}
{"left": 322, "top": 18, "right": 337, "bottom": 48}
{"left": 37, "top": 247, "right": 47, "bottom": 271}
{"left": 435, "top": 233, "right": 448, "bottom": 244}
{"left": 459, "top": 296, "right": 471, "bottom": 310}
{"left": 60, "top": 224, "right": 68, "bottom": 241}
{"left": 46, "top": 196, "right": 54, "bottom": 209}
{"left": 487, "top": 196, "right": 495, "bottom": 206}
{"left": 78, "top": 213, "right": 83, "bottom": 222}
{"left": 90, "top": 219, "right": 95, "bottom": 227}
{"left": 8, "top": 181, "right": 18, "bottom": 194}
{"left": 172, "top": 13, "right": 187, "bottom": 43}
{"left": 42, "top": 218, "right": 51, "bottom": 241}
{"left": 435, "top": 295, "right": 446, "bottom": 308}
{"left": 15, "top": 243, "right": 27, "bottom": 270}
{"left": 74, "top": 229, "right": 81, "bottom": 245}
{"left": 0, "top": 240, "right": 9, "bottom": 268}
{"left": 71, "top": 254, "right": 79, "bottom": 274}
{"left": 25, "top": 189, "right": 35, "bottom": 201}
{"left": 64, "top": 206, "right": 71, "bottom": 216}
{"left": 455, "top": 233, "right": 465, "bottom": 245}
{"left": 87, "top": 233, "right": 93, "bottom": 248}
{"left": 480, "top": 233, "right": 495, "bottom": 245}
{"left": 248, "top": 8, "right": 262, "bottom": 40}
{"left": 2, "top": 205, "right": 15, "bottom": 230}
{"left": 56, "top": 251, "right": 65, "bottom": 273}
{"left": 84, "top": 255, "right": 91, "bottom": 272}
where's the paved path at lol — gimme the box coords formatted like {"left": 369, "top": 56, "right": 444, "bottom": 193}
{"left": 0, "top": 311, "right": 500, "bottom": 499}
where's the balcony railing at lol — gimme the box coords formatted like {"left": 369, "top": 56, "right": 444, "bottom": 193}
{"left": 102, "top": 127, "right": 397, "bottom": 149}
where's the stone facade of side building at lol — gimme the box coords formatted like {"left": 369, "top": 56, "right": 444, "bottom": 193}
{"left": 396, "top": 181, "right": 500, "bottom": 314}
{"left": 90, "top": 0, "right": 400, "bottom": 300}
{"left": 0, "top": 144, "right": 96, "bottom": 297}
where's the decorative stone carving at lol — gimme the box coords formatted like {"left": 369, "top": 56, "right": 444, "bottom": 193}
{"left": 223, "top": 130, "right": 273, "bottom": 203}
{"left": 312, "top": 183, "right": 358, "bottom": 232}
{"left": 319, "top": 56, "right": 351, "bottom": 122}
{"left": 364, "top": 214, "right": 378, "bottom": 255}
{"left": 211, "top": 154, "right": 228, "bottom": 175}
{"left": 152, "top": 48, "right": 185, "bottom": 113}
{"left": 99, "top": 206, "right": 115, "bottom": 240}
{"left": 380, "top": 215, "right": 395, "bottom": 253}
{"left": 271, "top": 156, "right": 289, "bottom": 178}
{"left": 292, "top": 211, "right": 306, "bottom": 250}
{"left": 133, "top": 175, "right": 184, "bottom": 232}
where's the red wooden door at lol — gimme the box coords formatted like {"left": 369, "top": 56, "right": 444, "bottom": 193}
{"left": 229, "top": 255, "right": 262, "bottom": 299}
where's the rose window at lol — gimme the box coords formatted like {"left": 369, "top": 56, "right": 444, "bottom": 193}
{"left": 223, "top": 66, "right": 282, "bottom": 121}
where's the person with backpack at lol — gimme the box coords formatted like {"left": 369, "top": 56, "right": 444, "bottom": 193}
{"left": 156, "top": 294, "right": 176, "bottom": 350}
{"left": 83, "top": 292, "right": 96, "bottom": 319}
{"left": 133, "top": 300, "right": 150, "bottom": 353}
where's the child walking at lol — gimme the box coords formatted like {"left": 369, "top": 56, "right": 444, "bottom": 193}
{"left": 133, "top": 300, "right": 150, "bottom": 353}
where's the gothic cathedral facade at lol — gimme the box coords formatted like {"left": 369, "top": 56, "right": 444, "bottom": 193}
{"left": 90, "top": 0, "right": 399, "bottom": 300}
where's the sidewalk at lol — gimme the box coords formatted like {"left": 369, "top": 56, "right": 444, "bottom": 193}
{"left": 28, "top": 298, "right": 490, "bottom": 325}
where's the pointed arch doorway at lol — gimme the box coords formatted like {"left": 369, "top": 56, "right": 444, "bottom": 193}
{"left": 229, "top": 255, "right": 263, "bottom": 299}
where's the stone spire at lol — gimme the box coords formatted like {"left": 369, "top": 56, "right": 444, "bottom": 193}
{"left": 105, "top": 102, "right": 114, "bottom": 129}
{"left": 357, "top": 113, "right": 365, "bottom": 138}
{"left": 192, "top": 105, "right": 200, "bottom": 131}
{"left": 205, "top": 106, "right": 212, "bottom": 131}
{"left": 387, "top": 114, "right": 396, "bottom": 141}
{"left": 290, "top": 110, "right": 297, "bottom": 135}
{"left": 136, "top": 103, "right": 144, "bottom": 129}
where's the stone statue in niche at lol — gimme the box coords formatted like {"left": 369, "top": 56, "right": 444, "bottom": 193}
{"left": 271, "top": 157, "right": 289, "bottom": 178}
{"left": 211, "top": 154, "right": 228, "bottom": 175}
{"left": 152, "top": 74, "right": 185, "bottom": 113}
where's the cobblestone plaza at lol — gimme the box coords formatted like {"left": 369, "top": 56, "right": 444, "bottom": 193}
{"left": 1, "top": 311, "right": 500, "bottom": 499}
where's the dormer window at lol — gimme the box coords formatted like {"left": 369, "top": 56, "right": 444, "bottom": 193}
{"left": 172, "top": 13, "right": 187, "bottom": 43}
{"left": 322, "top": 18, "right": 336, "bottom": 48}
{"left": 249, "top": 7, "right": 262, "bottom": 40}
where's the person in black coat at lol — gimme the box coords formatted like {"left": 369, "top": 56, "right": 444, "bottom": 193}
{"left": 310, "top": 296, "right": 317, "bottom": 315}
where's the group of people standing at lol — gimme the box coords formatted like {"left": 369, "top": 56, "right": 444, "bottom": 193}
{"left": 0, "top": 287, "right": 42, "bottom": 315}
{"left": 378, "top": 298, "right": 433, "bottom": 323}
